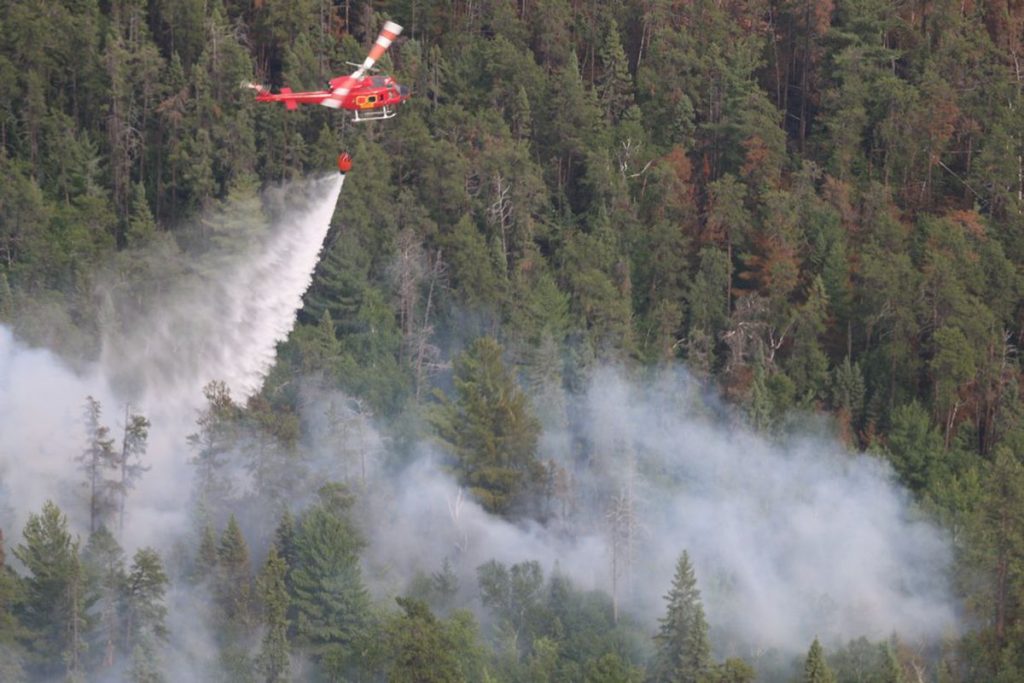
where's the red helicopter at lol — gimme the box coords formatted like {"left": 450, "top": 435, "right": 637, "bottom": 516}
{"left": 246, "top": 21, "right": 409, "bottom": 122}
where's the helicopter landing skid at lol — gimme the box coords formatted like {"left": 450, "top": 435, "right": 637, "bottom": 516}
{"left": 352, "top": 106, "right": 397, "bottom": 122}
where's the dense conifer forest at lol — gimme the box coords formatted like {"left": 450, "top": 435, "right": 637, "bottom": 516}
{"left": 2, "top": 0, "right": 1024, "bottom": 681}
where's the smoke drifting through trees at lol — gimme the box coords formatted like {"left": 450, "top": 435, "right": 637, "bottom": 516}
{"left": 0, "top": 173, "right": 955, "bottom": 677}
{"left": 360, "top": 367, "right": 956, "bottom": 656}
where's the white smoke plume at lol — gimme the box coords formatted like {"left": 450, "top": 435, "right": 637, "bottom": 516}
{"left": 358, "top": 367, "right": 957, "bottom": 657}
{"left": 0, "top": 174, "right": 343, "bottom": 548}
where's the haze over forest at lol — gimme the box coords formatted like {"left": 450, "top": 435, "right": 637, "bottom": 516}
{"left": 1, "top": 1, "right": 1023, "bottom": 682}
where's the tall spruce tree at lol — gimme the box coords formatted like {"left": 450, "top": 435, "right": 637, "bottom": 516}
{"left": 194, "top": 523, "right": 219, "bottom": 584}
{"left": 80, "top": 396, "right": 118, "bottom": 534}
{"left": 124, "top": 548, "right": 168, "bottom": 683}
{"left": 0, "top": 528, "right": 28, "bottom": 682}
{"left": 82, "top": 527, "right": 126, "bottom": 671}
{"left": 257, "top": 545, "right": 290, "bottom": 683}
{"left": 216, "top": 515, "right": 253, "bottom": 632}
{"left": 652, "top": 551, "right": 711, "bottom": 683}
{"left": 597, "top": 18, "right": 634, "bottom": 123}
{"left": 188, "top": 381, "right": 241, "bottom": 524}
{"left": 116, "top": 406, "right": 150, "bottom": 534}
{"left": 14, "top": 501, "right": 88, "bottom": 682}
{"left": 428, "top": 337, "right": 545, "bottom": 517}
{"left": 291, "top": 488, "right": 369, "bottom": 672}
{"left": 803, "top": 637, "right": 836, "bottom": 683}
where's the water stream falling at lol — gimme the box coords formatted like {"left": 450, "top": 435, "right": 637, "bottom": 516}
{"left": 102, "top": 174, "right": 344, "bottom": 406}
{"left": 1, "top": 174, "right": 344, "bottom": 545}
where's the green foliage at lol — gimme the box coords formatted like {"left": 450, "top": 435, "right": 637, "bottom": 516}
{"left": 478, "top": 559, "right": 545, "bottom": 650}
{"left": 885, "top": 402, "right": 947, "bottom": 493}
{"left": 4, "top": 1, "right": 1024, "bottom": 678}
{"left": 257, "top": 546, "right": 290, "bottom": 683}
{"left": 81, "top": 527, "right": 125, "bottom": 672}
{"left": 803, "top": 638, "right": 837, "bottom": 683}
{"left": 216, "top": 515, "right": 254, "bottom": 633}
{"left": 829, "top": 637, "right": 905, "bottom": 683}
{"left": 652, "top": 551, "right": 711, "bottom": 683}
{"left": 429, "top": 337, "right": 546, "bottom": 516}
{"left": 290, "top": 488, "right": 369, "bottom": 671}
{"left": 188, "top": 381, "right": 242, "bottom": 523}
{"left": 124, "top": 547, "right": 169, "bottom": 671}
{"left": 367, "top": 597, "right": 481, "bottom": 682}
{"left": 79, "top": 396, "right": 118, "bottom": 534}
{"left": 0, "top": 529, "right": 28, "bottom": 682}
{"left": 13, "top": 501, "right": 87, "bottom": 681}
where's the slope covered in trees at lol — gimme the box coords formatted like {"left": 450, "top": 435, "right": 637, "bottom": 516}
{"left": 2, "top": 0, "right": 1024, "bottom": 680}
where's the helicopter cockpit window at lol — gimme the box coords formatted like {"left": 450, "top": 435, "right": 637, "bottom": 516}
{"left": 371, "top": 76, "right": 387, "bottom": 87}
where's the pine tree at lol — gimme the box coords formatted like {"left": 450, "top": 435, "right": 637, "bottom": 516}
{"left": 126, "top": 183, "right": 157, "bottom": 246}
{"left": 477, "top": 559, "right": 544, "bottom": 651}
{"left": 428, "top": 337, "right": 545, "bottom": 516}
{"left": 291, "top": 491, "right": 369, "bottom": 669}
{"left": 80, "top": 396, "right": 118, "bottom": 534}
{"left": 784, "top": 275, "right": 830, "bottom": 402}
{"left": 124, "top": 547, "right": 168, "bottom": 683}
{"left": 829, "top": 356, "right": 866, "bottom": 439}
{"left": 116, "top": 406, "right": 150, "bottom": 534}
{"left": 0, "top": 273, "right": 14, "bottom": 321}
{"left": 885, "top": 402, "right": 946, "bottom": 493}
{"left": 376, "top": 597, "right": 465, "bottom": 683}
{"left": 194, "top": 523, "right": 219, "bottom": 584}
{"left": 273, "top": 509, "right": 297, "bottom": 580}
{"left": 217, "top": 515, "right": 253, "bottom": 632}
{"left": 431, "top": 558, "right": 459, "bottom": 615}
{"left": 188, "top": 381, "right": 241, "bottom": 522}
{"left": 257, "top": 546, "right": 290, "bottom": 683}
{"left": 0, "top": 528, "right": 28, "bottom": 682}
{"left": 597, "top": 18, "right": 634, "bottom": 123}
{"left": 82, "top": 527, "right": 126, "bottom": 671}
{"left": 14, "top": 502, "right": 88, "bottom": 682}
{"left": 652, "top": 551, "right": 711, "bottom": 683}
{"left": 803, "top": 638, "right": 836, "bottom": 683}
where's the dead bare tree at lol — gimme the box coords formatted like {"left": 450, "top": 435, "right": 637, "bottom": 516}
{"left": 487, "top": 174, "right": 513, "bottom": 271}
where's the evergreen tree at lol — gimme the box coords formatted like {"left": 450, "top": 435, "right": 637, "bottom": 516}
{"left": 257, "top": 546, "right": 290, "bottom": 683}
{"left": 80, "top": 396, "right": 118, "bottom": 534}
{"left": 116, "top": 406, "right": 150, "bottom": 534}
{"left": 710, "top": 658, "right": 756, "bottom": 682}
{"left": 291, "top": 489, "right": 369, "bottom": 672}
{"left": 829, "top": 357, "right": 866, "bottom": 441}
{"left": 217, "top": 515, "right": 253, "bottom": 632}
{"left": 429, "top": 337, "right": 546, "bottom": 516}
{"left": 14, "top": 501, "right": 88, "bottom": 682}
{"left": 273, "top": 509, "right": 297, "bottom": 588}
{"left": 374, "top": 597, "right": 466, "bottom": 682}
{"left": 652, "top": 551, "right": 711, "bottom": 683}
{"left": 194, "top": 523, "right": 219, "bottom": 584}
{"left": 124, "top": 548, "right": 168, "bottom": 683}
{"left": 886, "top": 402, "right": 947, "bottom": 493}
{"left": 803, "top": 637, "right": 836, "bottom": 683}
{"left": 0, "top": 528, "right": 28, "bottom": 682}
{"left": 0, "top": 273, "right": 14, "bottom": 321}
{"left": 82, "top": 527, "right": 126, "bottom": 671}
{"left": 477, "top": 559, "right": 544, "bottom": 655}
{"left": 597, "top": 18, "right": 634, "bottom": 123}
{"left": 188, "top": 381, "right": 241, "bottom": 524}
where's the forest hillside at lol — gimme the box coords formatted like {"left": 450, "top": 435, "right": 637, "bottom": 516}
{"left": 1, "top": 1, "right": 1024, "bottom": 681}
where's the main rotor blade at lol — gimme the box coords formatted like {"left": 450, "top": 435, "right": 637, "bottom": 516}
{"left": 359, "top": 21, "right": 402, "bottom": 75}
{"left": 323, "top": 21, "right": 403, "bottom": 109}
